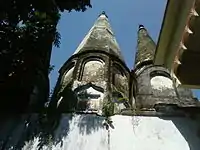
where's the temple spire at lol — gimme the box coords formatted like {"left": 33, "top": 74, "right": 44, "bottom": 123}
{"left": 73, "top": 11, "right": 124, "bottom": 61}
{"left": 134, "top": 24, "right": 156, "bottom": 68}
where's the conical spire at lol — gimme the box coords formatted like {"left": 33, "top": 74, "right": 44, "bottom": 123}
{"left": 73, "top": 11, "right": 124, "bottom": 61}
{"left": 135, "top": 25, "right": 156, "bottom": 67}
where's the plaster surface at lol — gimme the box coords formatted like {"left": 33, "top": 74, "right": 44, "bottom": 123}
{"left": 136, "top": 66, "right": 198, "bottom": 108}
{"left": 1, "top": 114, "right": 200, "bottom": 150}
{"left": 150, "top": 75, "right": 176, "bottom": 97}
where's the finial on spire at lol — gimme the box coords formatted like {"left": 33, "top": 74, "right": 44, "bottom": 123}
{"left": 99, "top": 11, "right": 108, "bottom": 18}
{"left": 139, "top": 24, "right": 145, "bottom": 30}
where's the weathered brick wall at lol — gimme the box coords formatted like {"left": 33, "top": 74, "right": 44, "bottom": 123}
{"left": 51, "top": 51, "right": 132, "bottom": 114}
{"left": 135, "top": 65, "right": 199, "bottom": 109}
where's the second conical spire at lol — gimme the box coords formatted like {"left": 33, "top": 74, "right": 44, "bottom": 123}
{"left": 134, "top": 25, "right": 156, "bottom": 67}
{"left": 73, "top": 11, "right": 124, "bottom": 61}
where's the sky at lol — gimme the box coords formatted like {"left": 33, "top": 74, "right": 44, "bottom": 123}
{"left": 49, "top": 0, "right": 200, "bottom": 99}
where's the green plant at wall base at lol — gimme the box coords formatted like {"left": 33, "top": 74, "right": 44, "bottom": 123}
{"left": 116, "top": 97, "right": 129, "bottom": 102}
{"left": 102, "top": 100, "right": 114, "bottom": 117}
{"left": 112, "top": 86, "right": 128, "bottom": 99}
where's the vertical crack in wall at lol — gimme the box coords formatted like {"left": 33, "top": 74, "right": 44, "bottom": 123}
{"left": 107, "top": 128, "right": 110, "bottom": 150}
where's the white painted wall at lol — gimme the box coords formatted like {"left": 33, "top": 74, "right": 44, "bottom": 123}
{"left": 21, "top": 115, "right": 200, "bottom": 150}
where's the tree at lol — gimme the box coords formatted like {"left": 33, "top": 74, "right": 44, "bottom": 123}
{"left": 0, "top": 0, "right": 92, "bottom": 113}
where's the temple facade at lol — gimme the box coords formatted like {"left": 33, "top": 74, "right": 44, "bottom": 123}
{"left": 49, "top": 11, "right": 131, "bottom": 115}
{"left": 1, "top": 12, "right": 200, "bottom": 150}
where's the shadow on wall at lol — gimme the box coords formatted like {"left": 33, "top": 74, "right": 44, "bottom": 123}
{"left": 0, "top": 113, "right": 106, "bottom": 149}
{"left": 52, "top": 82, "right": 103, "bottom": 112}
{"left": 77, "top": 114, "right": 105, "bottom": 135}
{"left": 0, "top": 82, "right": 107, "bottom": 149}
{"left": 56, "top": 85, "right": 78, "bottom": 112}
{"left": 160, "top": 116, "right": 200, "bottom": 150}
{"left": 0, "top": 113, "right": 70, "bottom": 150}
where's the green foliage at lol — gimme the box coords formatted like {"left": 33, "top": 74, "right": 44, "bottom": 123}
{"left": 0, "top": 0, "right": 91, "bottom": 112}
{"left": 56, "top": 0, "right": 92, "bottom": 12}
{"left": 0, "top": 0, "right": 91, "bottom": 26}
{"left": 0, "top": 3, "right": 61, "bottom": 82}
{"left": 102, "top": 99, "right": 114, "bottom": 117}
{"left": 48, "top": 64, "right": 55, "bottom": 74}
{"left": 117, "top": 97, "right": 129, "bottom": 102}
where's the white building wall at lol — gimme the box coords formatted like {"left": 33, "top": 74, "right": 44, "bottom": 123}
{"left": 20, "top": 114, "right": 200, "bottom": 150}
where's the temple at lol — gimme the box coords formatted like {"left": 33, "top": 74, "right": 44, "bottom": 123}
{"left": 1, "top": 10, "right": 200, "bottom": 150}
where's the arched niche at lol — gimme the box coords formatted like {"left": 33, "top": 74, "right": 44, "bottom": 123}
{"left": 62, "top": 63, "right": 75, "bottom": 86}
{"left": 150, "top": 70, "right": 176, "bottom": 96}
{"left": 111, "top": 63, "right": 130, "bottom": 112}
{"left": 112, "top": 63, "right": 128, "bottom": 93}
{"left": 81, "top": 58, "right": 105, "bottom": 82}
{"left": 74, "top": 83, "right": 104, "bottom": 113}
